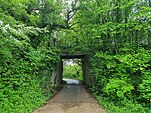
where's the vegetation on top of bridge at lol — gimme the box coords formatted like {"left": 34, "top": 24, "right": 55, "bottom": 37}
{"left": 0, "top": 0, "right": 151, "bottom": 113}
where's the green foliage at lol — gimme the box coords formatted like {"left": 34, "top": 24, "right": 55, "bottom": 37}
{"left": 0, "top": 9, "right": 59, "bottom": 112}
{"left": 0, "top": 38, "right": 59, "bottom": 112}
{"left": 139, "top": 72, "right": 151, "bottom": 106}
{"left": 97, "top": 96, "right": 148, "bottom": 113}
{"left": 90, "top": 44, "right": 151, "bottom": 112}
{"left": 63, "top": 65, "right": 83, "bottom": 80}
{"left": 103, "top": 78, "right": 134, "bottom": 100}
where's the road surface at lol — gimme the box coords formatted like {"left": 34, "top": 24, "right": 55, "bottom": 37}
{"left": 33, "top": 79, "right": 106, "bottom": 113}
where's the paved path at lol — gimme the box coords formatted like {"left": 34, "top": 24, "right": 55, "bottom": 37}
{"left": 33, "top": 79, "right": 106, "bottom": 113}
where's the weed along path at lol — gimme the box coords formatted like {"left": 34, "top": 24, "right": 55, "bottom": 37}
{"left": 33, "top": 79, "right": 106, "bottom": 113}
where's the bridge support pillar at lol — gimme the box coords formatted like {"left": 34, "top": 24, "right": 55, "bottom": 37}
{"left": 51, "top": 60, "right": 63, "bottom": 87}
{"left": 82, "top": 55, "right": 92, "bottom": 87}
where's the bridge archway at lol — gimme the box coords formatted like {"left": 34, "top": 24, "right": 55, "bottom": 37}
{"left": 52, "top": 54, "right": 92, "bottom": 87}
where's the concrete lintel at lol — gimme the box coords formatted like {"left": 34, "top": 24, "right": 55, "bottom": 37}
{"left": 60, "top": 54, "right": 86, "bottom": 59}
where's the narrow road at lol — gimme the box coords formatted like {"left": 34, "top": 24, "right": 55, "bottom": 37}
{"left": 33, "top": 79, "right": 106, "bottom": 113}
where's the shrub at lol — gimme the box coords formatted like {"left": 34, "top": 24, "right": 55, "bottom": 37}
{"left": 90, "top": 44, "right": 151, "bottom": 112}
{"left": 0, "top": 18, "right": 59, "bottom": 113}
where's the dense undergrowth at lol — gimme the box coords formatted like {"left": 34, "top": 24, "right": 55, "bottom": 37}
{"left": 63, "top": 64, "right": 83, "bottom": 80}
{"left": 90, "top": 44, "right": 151, "bottom": 113}
{"left": 0, "top": 12, "right": 59, "bottom": 113}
